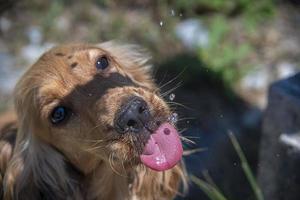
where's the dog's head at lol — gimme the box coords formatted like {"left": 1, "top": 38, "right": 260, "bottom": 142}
{"left": 14, "top": 42, "right": 183, "bottom": 173}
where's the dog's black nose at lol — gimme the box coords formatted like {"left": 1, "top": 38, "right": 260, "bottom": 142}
{"left": 115, "top": 96, "right": 151, "bottom": 134}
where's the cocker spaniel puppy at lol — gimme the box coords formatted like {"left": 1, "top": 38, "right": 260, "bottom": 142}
{"left": 0, "top": 42, "right": 187, "bottom": 200}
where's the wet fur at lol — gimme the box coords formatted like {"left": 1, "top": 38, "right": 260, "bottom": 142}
{"left": 0, "top": 42, "right": 187, "bottom": 200}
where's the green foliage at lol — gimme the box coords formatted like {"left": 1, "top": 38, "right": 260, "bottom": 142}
{"left": 239, "top": 0, "right": 275, "bottom": 31}
{"left": 42, "top": 1, "right": 64, "bottom": 29}
{"left": 229, "top": 132, "right": 264, "bottom": 200}
{"left": 172, "top": 0, "right": 275, "bottom": 19}
{"left": 195, "top": 0, "right": 275, "bottom": 88}
{"left": 173, "top": 0, "right": 235, "bottom": 14}
{"left": 191, "top": 132, "right": 264, "bottom": 200}
{"left": 191, "top": 175, "right": 229, "bottom": 200}
{"left": 169, "top": 0, "right": 275, "bottom": 88}
{"left": 199, "top": 15, "right": 252, "bottom": 88}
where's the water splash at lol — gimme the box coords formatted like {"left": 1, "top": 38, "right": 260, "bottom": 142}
{"left": 169, "top": 93, "right": 175, "bottom": 101}
{"left": 169, "top": 112, "right": 178, "bottom": 124}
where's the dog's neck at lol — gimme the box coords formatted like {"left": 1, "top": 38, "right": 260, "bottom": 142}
{"left": 4, "top": 138, "right": 183, "bottom": 200}
{"left": 81, "top": 161, "right": 183, "bottom": 200}
{"left": 19, "top": 137, "right": 182, "bottom": 200}
{"left": 84, "top": 161, "right": 131, "bottom": 200}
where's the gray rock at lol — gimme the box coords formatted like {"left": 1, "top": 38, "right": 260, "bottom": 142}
{"left": 27, "top": 26, "right": 42, "bottom": 45}
{"left": 175, "top": 19, "right": 209, "bottom": 49}
{"left": 0, "top": 17, "right": 11, "bottom": 32}
{"left": 276, "top": 61, "right": 298, "bottom": 79}
{"left": 258, "top": 72, "right": 300, "bottom": 200}
{"left": 20, "top": 26, "right": 55, "bottom": 64}
{"left": 0, "top": 53, "right": 23, "bottom": 93}
{"left": 241, "top": 67, "right": 270, "bottom": 90}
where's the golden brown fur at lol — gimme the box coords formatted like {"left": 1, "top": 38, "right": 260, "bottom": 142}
{"left": 0, "top": 42, "right": 187, "bottom": 200}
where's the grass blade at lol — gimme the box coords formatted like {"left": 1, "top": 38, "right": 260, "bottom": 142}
{"left": 191, "top": 175, "right": 228, "bottom": 200}
{"left": 228, "top": 132, "right": 264, "bottom": 200}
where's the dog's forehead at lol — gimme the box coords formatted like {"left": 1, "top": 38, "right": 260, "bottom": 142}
{"left": 38, "top": 44, "right": 111, "bottom": 79}
{"left": 47, "top": 44, "right": 105, "bottom": 62}
{"left": 35, "top": 46, "right": 135, "bottom": 104}
{"left": 29, "top": 44, "right": 155, "bottom": 108}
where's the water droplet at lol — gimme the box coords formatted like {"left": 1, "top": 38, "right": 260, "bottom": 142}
{"left": 233, "top": 162, "right": 237, "bottom": 166}
{"left": 169, "top": 93, "right": 175, "bottom": 101}
{"left": 220, "top": 114, "right": 223, "bottom": 118}
{"left": 170, "top": 9, "right": 175, "bottom": 16}
{"left": 159, "top": 21, "right": 163, "bottom": 26}
{"left": 169, "top": 112, "right": 178, "bottom": 124}
{"left": 186, "top": 120, "right": 190, "bottom": 124}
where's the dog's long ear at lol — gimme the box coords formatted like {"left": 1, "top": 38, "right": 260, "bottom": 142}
{"left": 3, "top": 74, "right": 81, "bottom": 200}
{"left": 98, "top": 41, "right": 156, "bottom": 89}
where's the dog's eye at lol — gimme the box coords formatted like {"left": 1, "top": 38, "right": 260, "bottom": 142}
{"left": 96, "top": 56, "right": 109, "bottom": 70}
{"left": 50, "top": 106, "right": 70, "bottom": 125}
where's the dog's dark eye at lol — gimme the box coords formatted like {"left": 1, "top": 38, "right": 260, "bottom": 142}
{"left": 50, "top": 106, "right": 70, "bottom": 125}
{"left": 96, "top": 56, "right": 109, "bottom": 70}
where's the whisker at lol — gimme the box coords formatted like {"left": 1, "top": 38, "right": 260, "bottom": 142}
{"left": 156, "top": 70, "right": 169, "bottom": 87}
{"left": 166, "top": 101, "right": 192, "bottom": 110}
{"left": 109, "top": 153, "right": 128, "bottom": 178}
{"left": 158, "top": 67, "right": 187, "bottom": 90}
{"left": 180, "top": 136, "right": 196, "bottom": 145}
{"left": 179, "top": 128, "right": 188, "bottom": 134}
{"left": 84, "top": 144, "right": 106, "bottom": 152}
{"left": 160, "top": 81, "right": 182, "bottom": 97}
{"left": 176, "top": 117, "right": 195, "bottom": 122}
{"left": 85, "top": 123, "right": 105, "bottom": 136}
{"left": 81, "top": 138, "right": 105, "bottom": 143}
{"left": 183, "top": 148, "right": 207, "bottom": 156}
{"left": 182, "top": 136, "right": 201, "bottom": 139}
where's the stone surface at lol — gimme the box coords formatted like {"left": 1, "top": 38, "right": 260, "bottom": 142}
{"left": 175, "top": 19, "right": 209, "bottom": 49}
{"left": 258, "top": 72, "right": 300, "bottom": 200}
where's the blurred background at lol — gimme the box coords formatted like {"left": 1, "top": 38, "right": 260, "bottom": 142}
{"left": 0, "top": 0, "right": 300, "bottom": 200}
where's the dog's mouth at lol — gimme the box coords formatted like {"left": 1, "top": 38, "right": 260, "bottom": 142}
{"left": 113, "top": 95, "right": 183, "bottom": 171}
{"left": 139, "top": 122, "right": 183, "bottom": 171}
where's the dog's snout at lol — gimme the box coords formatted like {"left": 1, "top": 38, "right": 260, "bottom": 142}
{"left": 115, "top": 97, "right": 151, "bottom": 134}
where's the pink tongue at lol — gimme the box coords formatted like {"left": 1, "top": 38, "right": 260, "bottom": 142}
{"left": 140, "top": 123, "right": 183, "bottom": 171}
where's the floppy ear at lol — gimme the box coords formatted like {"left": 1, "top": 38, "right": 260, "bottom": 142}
{"left": 98, "top": 41, "right": 156, "bottom": 90}
{"left": 3, "top": 77, "right": 82, "bottom": 200}
{"left": 3, "top": 137, "right": 81, "bottom": 200}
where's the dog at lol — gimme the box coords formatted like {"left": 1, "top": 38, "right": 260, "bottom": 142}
{"left": 0, "top": 42, "right": 187, "bottom": 200}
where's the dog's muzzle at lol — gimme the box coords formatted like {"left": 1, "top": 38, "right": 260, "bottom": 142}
{"left": 114, "top": 96, "right": 151, "bottom": 134}
{"left": 114, "top": 96, "right": 183, "bottom": 171}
